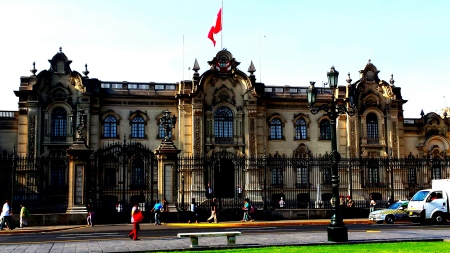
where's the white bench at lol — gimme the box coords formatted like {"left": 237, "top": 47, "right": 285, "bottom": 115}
{"left": 177, "top": 231, "right": 242, "bottom": 248}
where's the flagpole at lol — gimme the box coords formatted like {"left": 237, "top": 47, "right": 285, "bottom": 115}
{"left": 221, "top": 0, "right": 223, "bottom": 49}
{"left": 183, "top": 34, "right": 185, "bottom": 80}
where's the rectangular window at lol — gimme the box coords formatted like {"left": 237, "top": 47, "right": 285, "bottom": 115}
{"left": 101, "top": 83, "right": 111, "bottom": 88}
{"left": 139, "top": 84, "right": 149, "bottom": 90}
{"left": 111, "top": 83, "right": 123, "bottom": 89}
{"left": 128, "top": 84, "right": 138, "bottom": 89}
{"left": 264, "top": 88, "right": 273, "bottom": 92}
{"left": 274, "top": 88, "right": 283, "bottom": 93}
{"left": 155, "top": 85, "right": 165, "bottom": 90}
{"left": 296, "top": 166, "right": 308, "bottom": 188}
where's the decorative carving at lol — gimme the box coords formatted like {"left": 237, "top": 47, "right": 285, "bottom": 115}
{"left": 29, "top": 116, "right": 36, "bottom": 158}
{"left": 392, "top": 122, "right": 398, "bottom": 157}
{"left": 250, "top": 118, "right": 255, "bottom": 157}
{"left": 207, "top": 49, "right": 241, "bottom": 74}
{"left": 212, "top": 84, "right": 236, "bottom": 106}
{"left": 194, "top": 117, "right": 201, "bottom": 156}
{"left": 350, "top": 120, "right": 356, "bottom": 158}
{"left": 293, "top": 143, "right": 310, "bottom": 158}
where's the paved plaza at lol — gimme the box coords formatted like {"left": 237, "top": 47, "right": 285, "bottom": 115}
{"left": 0, "top": 220, "right": 449, "bottom": 253}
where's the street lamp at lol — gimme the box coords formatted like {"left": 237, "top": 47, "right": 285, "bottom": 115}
{"left": 307, "top": 66, "right": 357, "bottom": 242}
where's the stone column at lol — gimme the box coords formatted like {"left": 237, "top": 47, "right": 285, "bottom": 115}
{"left": 154, "top": 139, "right": 181, "bottom": 211}
{"left": 66, "top": 141, "right": 93, "bottom": 214}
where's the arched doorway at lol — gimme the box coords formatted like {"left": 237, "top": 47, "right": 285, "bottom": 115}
{"left": 214, "top": 158, "right": 235, "bottom": 198}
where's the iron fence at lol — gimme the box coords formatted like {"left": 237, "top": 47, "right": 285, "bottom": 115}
{"left": 176, "top": 155, "right": 450, "bottom": 211}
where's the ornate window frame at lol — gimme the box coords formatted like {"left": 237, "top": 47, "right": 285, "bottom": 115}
{"left": 292, "top": 113, "right": 310, "bottom": 141}
{"left": 101, "top": 110, "right": 121, "bottom": 139}
{"left": 129, "top": 110, "right": 149, "bottom": 139}
{"left": 267, "top": 114, "right": 286, "bottom": 141}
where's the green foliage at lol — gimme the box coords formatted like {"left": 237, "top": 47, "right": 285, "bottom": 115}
{"left": 153, "top": 242, "right": 450, "bottom": 253}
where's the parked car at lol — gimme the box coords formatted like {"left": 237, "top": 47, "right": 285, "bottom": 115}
{"left": 369, "top": 200, "right": 409, "bottom": 224}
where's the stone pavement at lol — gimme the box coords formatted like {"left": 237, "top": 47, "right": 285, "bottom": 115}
{"left": 0, "top": 219, "right": 449, "bottom": 253}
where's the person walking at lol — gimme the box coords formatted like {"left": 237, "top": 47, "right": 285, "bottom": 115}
{"left": 86, "top": 203, "right": 94, "bottom": 227}
{"left": 162, "top": 197, "right": 169, "bottom": 224}
{"left": 151, "top": 199, "right": 163, "bottom": 225}
{"left": 278, "top": 197, "right": 285, "bottom": 208}
{"left": 241, "top": 198, "right": 253, "bottom": 222}
{"left": 128, "top": 203, "right": 142, "bottom": 241}
{"left": 206, "top": 198, "right": 218, "bottom": 223}
{"left": 0, "top": 200, "right": 13, "bottom": 230}
{"left": 369, "top": 195, "right": 376, "bottom": 213}
{"left": 19, "top": 204, "right": 29, "bottom": 228}
{"left": 188, "top": 198, "right": 199, "bottom": 224}
{"left": 237, "top": 185, "right": 243, "bottom": 199}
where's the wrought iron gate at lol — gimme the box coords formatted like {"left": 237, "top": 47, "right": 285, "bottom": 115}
{"left": 88, "top": 141, "right": 157, "bottom": 214}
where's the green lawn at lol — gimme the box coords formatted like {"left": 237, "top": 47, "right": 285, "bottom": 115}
{"left": 154, "top": 241, "right": 450, "bottom": 253}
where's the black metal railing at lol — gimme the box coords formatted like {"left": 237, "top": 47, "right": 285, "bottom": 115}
{"left": 175, "top": 155, "right": 450, "bottom": 211}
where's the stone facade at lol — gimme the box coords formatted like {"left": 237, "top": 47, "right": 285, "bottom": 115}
{"left": 1, "top": 48, "right": 450, "bottom": 209}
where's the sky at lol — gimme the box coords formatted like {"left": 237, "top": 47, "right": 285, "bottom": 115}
{"left": 0, "top": 0, "right": 449, "bottom": 118}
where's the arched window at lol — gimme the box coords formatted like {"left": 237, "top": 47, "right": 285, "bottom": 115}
{"left": 294, "top": 118, "right": 307, "bottom": 140}
{"left": 131, "top": 116, "right": 145, "bottom": 138}
{"left": 131, "top": 158, "right": 145, "bottom": 189}
{"left": 104, "top": 115, "right": 117, "bottom": 138}
{"left": 51, "top": 107, "right": 67, "bottom": 141}
{"left": 270, "top": 118, "right": 283, "bottom": 140}
{"left": 214, "top": 107, "right": 233, "bottom": 143}
{"left": 366, "top": 113, "right": 379, "bottom": 144}
{"left": 320, "top": 120, "right": 331, "bottom": 140}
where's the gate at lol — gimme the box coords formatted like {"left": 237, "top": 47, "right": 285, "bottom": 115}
{"left": 88, "top": 141, "right": 157, "bottom": 215}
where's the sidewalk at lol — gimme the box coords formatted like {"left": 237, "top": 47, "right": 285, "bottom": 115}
{"left": 0, "top": 218, "right": 372, "bottom": 234}
{"left": 1, "top": 219, "right": 445, "bottom": 253}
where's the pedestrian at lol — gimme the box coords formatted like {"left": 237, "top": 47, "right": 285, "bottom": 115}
{"left": 237, "top": 185, "right": 243, "bottom": 199}
{"left": 278, "top": 197, "right": 285, "bottom": 208}
{"left": 339, "top": 195, "right": 345, "bottom": 206}
{"left": 86, "top": 203, "right": 94, "bottom": 227}
{"left": 162, "top": 197, "right": 169, "bottom": 224}
{"left": 19, "top": 204, "right": 29, "bottom": 228}
{"left": 369, "top": 195, "right": 376, "bottom": 213}
{"left": 0, "top": 200, "right": 13, "bottom": 230}
{"left": 188, "top": 198, "right": 199, "bottom": 224}
{"left": 151, "top": 199, "right": 163, "bottom": 225}
{"left": 128, "top": 203, "right": 142, "bottom": 241}
{"left": 241, "top": 198, "right": 253, "bottom": 222}
{"left": 346, "top": 196, "right": 354, "bottom": 208}
{"left": 206, "top": 198, "right": 218, "bottom": 223}
{"left": 207, "top": 183, "right": 213, "bottom": 199}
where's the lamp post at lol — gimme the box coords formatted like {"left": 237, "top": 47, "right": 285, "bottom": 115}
{"left": 181, "top": 173, "right": 185, "bottom": 211}
{"left": 159, "top": 109, "right": 177, "bottom": 142}
{"left": 307, "top": 66, "right": 356, "bottom": 242}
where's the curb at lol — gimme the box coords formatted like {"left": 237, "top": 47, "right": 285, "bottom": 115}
{"left": 0, "top": 225, "right": 85, "bottom": 234}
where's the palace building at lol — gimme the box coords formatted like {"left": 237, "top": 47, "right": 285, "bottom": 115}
{"left": 0, "top": 48, "right": 449, "bottom": 215}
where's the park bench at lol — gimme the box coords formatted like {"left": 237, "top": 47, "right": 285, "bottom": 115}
{"left": 177, "top": 231, "right": 242, "bottom": 248}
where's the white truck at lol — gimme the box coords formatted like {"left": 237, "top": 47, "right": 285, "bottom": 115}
{"left": 408, "top": 179, "right": 450, "bottom": 224}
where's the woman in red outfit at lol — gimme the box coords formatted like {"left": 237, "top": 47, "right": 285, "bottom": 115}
{"left": 128, "top": 203, "right": 143, "bottom": 241}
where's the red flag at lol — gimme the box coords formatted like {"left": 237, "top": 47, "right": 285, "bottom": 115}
{"left": 207, "top": 8, "right": 222, "bottom": 46}
{"left": 214, "top": 8, "right": 222, "bottom": 34}
{"left": 208, "top": 26, "right": 216, "bottom": 46}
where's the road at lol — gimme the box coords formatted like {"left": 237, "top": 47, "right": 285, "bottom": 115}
{"left": 1, "top": 223, "right": 449, "bottom": 244}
